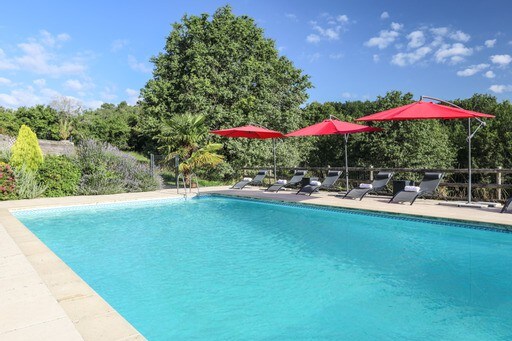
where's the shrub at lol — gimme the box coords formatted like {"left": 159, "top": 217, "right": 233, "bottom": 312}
{"left": 14, "top": 167, "right": 47, "bottom": 199}
{"left": 0, "top": 162, "right": 16, "bottom": 200}
{"left": 76, "top": 140, "right": 161, "bottom": 195}
{"left": 10, "top": 125, "right": 44, "bottom": 172}
{"left": 0, "top": 148, "right": 11, "bottom": 163}
{"left": 37, "top": 155, "right": 81, "bottom": 197}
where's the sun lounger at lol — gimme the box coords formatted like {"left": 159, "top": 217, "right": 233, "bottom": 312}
{"left": 231, "top": 170, "right": 267, "bottom": 189}
{"left": 343, "top": 171, "right": 393, "bottom": 200}
{"left": 296, "top": 170, "right": 342, "bottom": 196}
{"left": 501, "top": 196, "right": 512, "bottom": 213}
{"left": 389, "top": 172, "right": 443, "bottom": 205}
{"left": 266, "top": 170, "right": 307, "bottom": 192}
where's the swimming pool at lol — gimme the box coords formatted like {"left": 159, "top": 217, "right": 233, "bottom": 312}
{"left": 14, "top": 195, "right": 512, "bottom": 340}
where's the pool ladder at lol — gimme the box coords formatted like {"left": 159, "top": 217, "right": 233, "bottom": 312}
{"left": 177, "top": 173, "right": 200, "bottom": 198}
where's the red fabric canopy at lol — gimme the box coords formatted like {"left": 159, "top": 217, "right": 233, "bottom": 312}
{"left": 211, "top": 125, "right": 285, "bottom": 139}
{"left": 356, "top": 101, "right": 494, "bottom": 122}
{"left": 286, "top": 119, "right": 381, "bottom": 136}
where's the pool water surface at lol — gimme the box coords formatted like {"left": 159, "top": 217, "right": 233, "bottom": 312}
{"left": 14, "top": 196, "right": 512, "bottom": 340}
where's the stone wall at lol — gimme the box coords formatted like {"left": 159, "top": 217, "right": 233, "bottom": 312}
{"left": 0, "top": 134, "right": 75, "bottom": 156}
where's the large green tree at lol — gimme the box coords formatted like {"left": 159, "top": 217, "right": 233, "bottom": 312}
{"left": 74, "top": 102, "right": 139, "bottom": 150}
{"left": 139, "top": 5, "right": 312, "bottom": 174}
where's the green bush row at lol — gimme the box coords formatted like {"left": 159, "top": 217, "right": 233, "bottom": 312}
{"left": 1, "top": 141, "right": 161, "bottom": 200}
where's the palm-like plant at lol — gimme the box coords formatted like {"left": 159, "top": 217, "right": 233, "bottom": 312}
{"left": 156, "top": 114, "right": 223, "bottom": 185}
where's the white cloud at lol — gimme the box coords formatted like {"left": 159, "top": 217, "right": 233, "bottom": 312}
{"left": 306, "top": 34, "right": 320, "bottom": 43}
{"left": 125, "top": 88, "right": 139, "bottom": 105}
{"left": 434, "top": 43, "right": 472, "bottom": 63}
{"left": 390, "top": 22, "right": 403, "bottom": 31}
{"left": 0, "top": 87, "right": 43, "bottom": 108}
{"left": 100, "top": 86, "right": 118, "bottom": 101}
{"left": 484, "top": 70, "right": 495, "bottom": 78}
{"left": 306, "top": 15, "right": 350, "bottom": 43}
{"left": 64, "top": 79, "right": 86, "bottom": 91}
{"left": 0, "top": 48, "right": 18, "bottom": 70}
{"left": 380, "top": 12, "right": 389, "bottom": 20}
{"left": 0, "top": 77, "right": 12, "bottom": 85}
{"left": 365, "top": 22, "right": 402, "bottom": 49}
{"left": 456, "top": 63, "right": 489, "bottom": 77}
{"left": 490, "top": 54, "right": 512, "bottom": 67}
{"left": 337, "top": 15, "right": 348, "bottom": 23}
{"left": 39, "top": 30, "right": 71, "bottom": 47}
{"left": 15, "top": 41, "right": 86, "bottom": 75}
{"left": 391, "top": 46, "right": 431, "bottom": 66}
{"left": 449, "top": 30, "right": 470, "bottom": 42}
{"left": 111, "top": 39, "right": 129, "bottom": 52}
{"left": 127, "top": 55, "right": 152, "bottom": 73}
{"left": 489, "top": 84, "right": 512, "bottom": 93}
{"left": 485, "top": 39, "right": 497, "bottom": 48}
{"left": 431, "top": 27, "right": 449, "bottom": 37}
{"left": 407, "top": 31, "right": 425, "bottom": 49}
{"left": 373, "top": 54, "right": 380, "bottom": 62}
{"left": 33, "top": 78, "right": 46, "bottom": 87}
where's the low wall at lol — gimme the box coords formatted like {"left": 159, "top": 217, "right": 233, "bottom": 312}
{"left": 0, "top": 134, "right": 75, "bottom": 156}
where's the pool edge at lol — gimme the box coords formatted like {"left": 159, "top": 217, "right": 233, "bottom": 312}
{"left": 0, "top": 208, "right": 146, "bottom": 340}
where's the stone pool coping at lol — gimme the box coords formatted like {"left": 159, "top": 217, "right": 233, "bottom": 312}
{"left": 0, "top": 186, "right": 510, "bottom": 340}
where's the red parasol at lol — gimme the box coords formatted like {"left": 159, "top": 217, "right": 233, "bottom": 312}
{"left": 356, "top": 96, "right": 495, "bottom": 203}
{"left": 211, "top": 125, "right": 285, "bottom": 139}
{"left": 211, "top": 125, "right": 285, "bottom": 181}
{"left": 286, "top": 117, "right": 382, "bottom": 190}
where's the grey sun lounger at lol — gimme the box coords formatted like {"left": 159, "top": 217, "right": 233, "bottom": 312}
{"left": 343, "top": 171, "right": 394, "bottom": 200}
{"left": 501, "top": 196, "right": 512, "bottom": 213}
{"left": 266, "top": 170, "right": 307, "bottom": 192}
{"left": 296, "top": 170, "right": 342, "bottom": 196}
{"left": 231, "top": 170, "right": 268, "bottom": 189}
{"left": 389, "top": 172, "right": 444, "bottom": 205}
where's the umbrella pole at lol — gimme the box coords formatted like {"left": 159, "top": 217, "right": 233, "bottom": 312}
{"left": 344, "top": 134, "right": 349, "bottom": 192}
{"left": 273, "top": 138, "right": 277, "bottom": 182}
{"left": 467, "top": 118, "right": 472, "bottom": 204}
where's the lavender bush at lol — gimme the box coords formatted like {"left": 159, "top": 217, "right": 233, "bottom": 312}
{"left": 76, "top": 140, "right": 161, "bottom": 195}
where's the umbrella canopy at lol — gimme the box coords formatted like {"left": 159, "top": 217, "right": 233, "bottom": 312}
{"left": 211, "top": 125, "right": 285, "bottom": 139}
{"left": 286, "top": 118, "right": 382, "bottom": 191}
{"left": 287, "top": 119, "right": 381, "bottom": 136}
{"left": 211, "top": 125, "right": 285, "bottom": 181}
{"left": 356, "top": 96, "right": 495, "bottom": 204}
{"left": 355, "top": 101, "right": 494, "bottom": 122}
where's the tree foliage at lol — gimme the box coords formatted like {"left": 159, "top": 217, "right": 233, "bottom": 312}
{"left": 140, "top": 5, "right": 312, "bottom": 170}
{"left": 10, "top": 125, "right": 44, "bottom": 172}
{"left": 73, "top": 102, "right": 139, "bottom": 150}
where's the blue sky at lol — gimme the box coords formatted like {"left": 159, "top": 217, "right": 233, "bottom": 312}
{"left": 1, "top": 0, "right": 512, "bottom": 109}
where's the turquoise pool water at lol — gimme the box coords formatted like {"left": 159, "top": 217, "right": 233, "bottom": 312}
{"left": 14, "top": 196, "right": 512, "bottom": 340}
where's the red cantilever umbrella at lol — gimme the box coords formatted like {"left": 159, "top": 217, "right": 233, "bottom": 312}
{"left": 286, "top": 117, "right": 382, "bottom": 191}
{"left": 356, "top": 96, "right": 495, "bottom": 203}
{"left": 211, "top": 125, "right": 285, "bottom": 181}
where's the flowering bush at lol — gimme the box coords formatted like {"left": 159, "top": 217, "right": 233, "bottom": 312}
{"left": 76, "top": 140, "right": 161, "bottom": 195}
{"left": 0, "top": 162, "right": 16, "bottom": 200}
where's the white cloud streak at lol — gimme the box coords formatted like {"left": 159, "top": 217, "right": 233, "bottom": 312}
{"left": 434, "top": 43, "right": 472, "bottom": 63}
{"left": 489, "top": 84, "right": 512, "bottom": 93}
{"left": 485, "top": 39, "right": 496, "bottom": 48}
{"left": 490, "top": 54, "right": 512, "bottom": 67}
{"left": 456, "top": 63, "right": 489, "bottom": 77}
